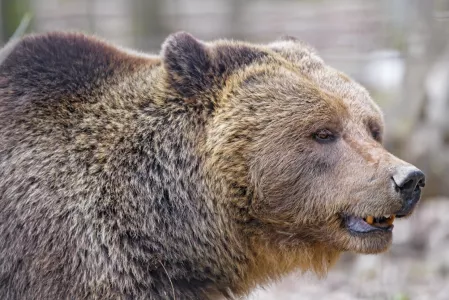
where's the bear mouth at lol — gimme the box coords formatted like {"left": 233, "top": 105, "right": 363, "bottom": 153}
{"left": 344, "top": 214, "right": 401, "bottom": 234}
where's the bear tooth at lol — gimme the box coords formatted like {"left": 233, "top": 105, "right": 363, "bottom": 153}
{"left": 386, "top": 215, "right": 396, "bottom": 225}
{"left": 365, "top": 215, "right": 374, "bottom": 225}
{"left": 384, "top": 214, "right": 390, "bottom": 218}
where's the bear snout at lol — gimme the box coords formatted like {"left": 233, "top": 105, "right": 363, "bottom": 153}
{"left": 391, "top": 165, "right": 425, "bottom": 217}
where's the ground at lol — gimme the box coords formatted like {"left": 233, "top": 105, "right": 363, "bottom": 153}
{"left": 250, "top": 197, "right": 449, "bottom": 300}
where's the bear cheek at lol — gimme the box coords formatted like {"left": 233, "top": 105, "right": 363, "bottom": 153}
{"left": 251, "top": 150, "right": 338, "bottom": 223}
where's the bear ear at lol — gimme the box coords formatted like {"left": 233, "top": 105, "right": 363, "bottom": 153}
{"left": 269, "top": 35, "right": 319, "bottom": 64}
{"left": 277, "top": 35, "right": 300, "bottom": 42}
{"left": 270, "top": 34, "right": 309, "bottom": 50}
{"left": 161, "top": 32, "right": 212, "bottom": 98}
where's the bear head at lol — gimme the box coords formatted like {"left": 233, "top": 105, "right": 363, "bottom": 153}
{"left": 162, "top": 32, "right": 425, "bottom": 269}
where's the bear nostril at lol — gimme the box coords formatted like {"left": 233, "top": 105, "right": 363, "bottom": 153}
{"left": 401, "top": 178, "right": 415, "bottom": 191}
{"left": 392, "top": 166, "right": 425, "bottom": 194}
{"left": 418, "top": 178, "right": 425, "bottom": 188}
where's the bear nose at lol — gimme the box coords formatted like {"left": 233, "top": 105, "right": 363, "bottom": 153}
{"left": 392, "top": 166, "right": 425, "bottom": 216}
{"left": 392, "top": 166, "right": 425, "bottom": 194}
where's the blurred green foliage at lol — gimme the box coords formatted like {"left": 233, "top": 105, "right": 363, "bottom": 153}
{"left": 1, "top": 0, "right": 30, "bottom": 41}
{"left": 392, "top": 293, "right": 410, "bottom": 300}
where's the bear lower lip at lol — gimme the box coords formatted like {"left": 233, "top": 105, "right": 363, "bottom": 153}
{"left": 344, "top": 215, "right": 394, "bottom": 233}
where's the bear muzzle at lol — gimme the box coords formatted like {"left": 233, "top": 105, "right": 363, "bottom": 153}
{"left": 344, "top": 165, "right": 425, "bottom": 234}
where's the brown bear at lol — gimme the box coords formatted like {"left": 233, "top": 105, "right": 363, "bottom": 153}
{"left": 0, "top": 32, "right": 425, "bottom": 299}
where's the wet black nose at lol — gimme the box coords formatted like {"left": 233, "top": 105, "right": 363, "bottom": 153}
{"left": 392, "top": 166, "right": 425, "bottom": 194}
{"left": 392, "top": 166, "right": 425, "bottom": 216}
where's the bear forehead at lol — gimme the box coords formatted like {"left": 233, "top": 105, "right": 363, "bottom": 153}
{"left": 205, "top": 37, "right": 383, "bottom": 125}
{"left": 309, "top": 67, "right": 382, "bottom": 122}
{"left": 260, "top": 40, "right": 384, "bottom": 124}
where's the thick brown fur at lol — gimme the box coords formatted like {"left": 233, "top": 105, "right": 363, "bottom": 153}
{"left": 0, "top": 32, "right": 421, "bottom": 299}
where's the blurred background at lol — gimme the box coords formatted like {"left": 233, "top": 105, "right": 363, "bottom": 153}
{"left": 1, "top": 0, "right": 449, "bottom": 299}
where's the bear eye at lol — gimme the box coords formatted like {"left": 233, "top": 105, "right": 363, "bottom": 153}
{"left": 314, "top": 129, "right": 336, "bottom": 143}
{"left": 371, "top": 129, "right": 382, "bottom": 142}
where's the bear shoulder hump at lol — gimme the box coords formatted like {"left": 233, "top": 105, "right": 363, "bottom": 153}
{"left": 0, "top": 32, "right": 159, "bottom": 102}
